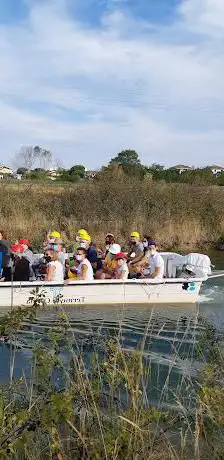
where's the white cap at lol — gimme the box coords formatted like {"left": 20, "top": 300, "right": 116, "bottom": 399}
{"left": 109, "top": 243, "right": 121, "bottom": 255}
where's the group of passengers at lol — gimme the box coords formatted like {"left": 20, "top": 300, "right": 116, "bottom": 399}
{"left": 0, "top": 229, "right": 164, "bottom": 283}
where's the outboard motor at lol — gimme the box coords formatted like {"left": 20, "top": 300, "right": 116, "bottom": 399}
{"left": 184, "top": 253, "right": 212, "bottom": 277}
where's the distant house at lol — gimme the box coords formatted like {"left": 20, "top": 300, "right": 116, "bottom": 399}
{"left": 85, "top": 170, "right": 97, "bottom": 180}
{"left": 47, "top": 169, "right": 61, "bottom": 181}
{"left": 209, "top": 165, "right": 224, "bottom": 177}
{"left": 13, "top": 173, "right": 22, "bottom": 181}
{"left": 169, "top": 165, "right": 193, "bottom": 174}
{"left": 0, "top": 165, "right": 13, "bottom": 178}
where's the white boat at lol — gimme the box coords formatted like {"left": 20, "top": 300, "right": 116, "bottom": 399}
{"left": 0, "top": 277, "right": 207, "bottom": 308}
{"left": 0, "top": 252, "right": 216, "bottom": 308}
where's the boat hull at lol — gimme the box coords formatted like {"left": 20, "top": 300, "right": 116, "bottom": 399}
{"left": 0, "top": 278, "right": 204, "bottom": 308}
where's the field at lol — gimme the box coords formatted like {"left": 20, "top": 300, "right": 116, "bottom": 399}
{"left": 1, "top": 175, "right": 224, "bottom": 251}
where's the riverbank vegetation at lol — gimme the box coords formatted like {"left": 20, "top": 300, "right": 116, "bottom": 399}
{"left": 1, "top": 166, "right": 224, "bottom": 251}
{"left": 0, "top": 293, "right": 223, "bottom": 459}
{"left": 2, "top": 147, "right": 224, "bottom": 185}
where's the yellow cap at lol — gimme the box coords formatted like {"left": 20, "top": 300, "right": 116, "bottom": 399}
{"left": 83, "top": 234, "right": 91, "bottom": 242}
{"left": 77, "top": 229, "right": 88, "bottom": 236}
{"left": 131, "top": 232, "right": 140, "bottom": 238}
{"left": 80, "top": 233, "right": 91, "bottom": 242}
{"left": 50, "top": 230, "right": 61, "bottom": 239}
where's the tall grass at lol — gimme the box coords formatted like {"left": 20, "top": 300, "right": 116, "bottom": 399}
{"left": 1, "top": 175, "right": 224, "bottom": 250}
{"left": 0, "top": 293, "right": 223, "bottom": 459}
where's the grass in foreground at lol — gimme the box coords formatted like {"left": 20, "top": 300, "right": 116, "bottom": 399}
{"left": 0, "top": 294, "right": 223, "bottom": 459}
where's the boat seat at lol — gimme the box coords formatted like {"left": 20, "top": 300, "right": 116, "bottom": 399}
{"left": 160, "top": 252, "right": 186, "bottom": 278}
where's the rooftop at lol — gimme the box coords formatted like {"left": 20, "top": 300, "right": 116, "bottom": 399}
{"left": 169, "top": 164, "right": 193, "bottom": 170}
{"left": 209, "top": 165, "right": 224, "bottom": 169}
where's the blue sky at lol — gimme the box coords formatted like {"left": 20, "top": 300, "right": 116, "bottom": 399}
{"left": 0, "top": 0, "right": 224, "bottom": 169}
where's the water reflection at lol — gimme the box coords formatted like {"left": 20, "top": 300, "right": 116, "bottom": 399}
{"left": 1, "top": 274, "right": 224, "bottom": 407}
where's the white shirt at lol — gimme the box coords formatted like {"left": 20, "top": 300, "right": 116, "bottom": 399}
{"left": 58, "top": 251, "right": 69, "bottom": 274}
{"left": 150, "top": 252, "right": 165, "bottom": 279}
{"left": 48, "top": 260, "right": 64, "bottom": 282}
{"left": 77, "top": 258, "right": 94, "bottom": 281}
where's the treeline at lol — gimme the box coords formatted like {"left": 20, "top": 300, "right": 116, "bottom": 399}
{"left": 18, "top": 165, "right": 86, "bottom": 182}
{"left": 15, "top": 148, "right": 224, "bottom": 186}
{"left": 147, "top": 165, "right": 224, "bottom": 186}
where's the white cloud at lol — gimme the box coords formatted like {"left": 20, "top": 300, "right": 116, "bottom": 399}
{"left": 0, "top": 0, "right": 224, "bottom": 168}
{"left": 181, "top": 0, "right": 224, "bottom": 31}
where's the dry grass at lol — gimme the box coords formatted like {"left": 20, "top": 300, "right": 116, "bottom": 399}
{"left": 1, "top": 176, "right": 224, "bottom": 251}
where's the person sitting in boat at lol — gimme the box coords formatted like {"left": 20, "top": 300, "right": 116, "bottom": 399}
{"left": 142, "top": 235, "right": 153, "bottom": 254}
{"left": 79, "top": 233, "right": 99, "bottom": 270}
{"left": 45, "top": 249, "right": 64, "bottom": 283}
{"left": 57, "top": 240, "right": 69, "bottom": 268}
{"left": 45, "top": 239, "right": 69, "bottom": 274}
{"left": 44, "top": 230, "right": 61, "bottom": 249}
{"left": 19, "top": 239, "right": 33, "bottom": 261}
{"left": 144, "top": 241, "right": 165, "bottom": 280}
{"left": 128, "top": 232, "right": 144, "bottom": 276}
{"left": 101, "top": 233, "right": 116, "bottom": 259}
{"left": 67, "top": 247, "right": 94, "bottom": 281}
{"left": 0, "top": 230, "right": 12, "bottom": 282}
{"left": 19, "top": 239, "right": 36, "bottom": 279}
{"left": 11, "top": 244, "right": 30, "bottom": 282}
{"left": 73, "top": 229, "right": 89, "bottom": 252}
{"left": 95, "top": 243, "right": 121, "bottom": 279}
{"left": 132, "top": 235, "right": 154, "bottom": 274}
{"left": 128, "top": 232, "right": 144, "bottom": 263}
{"left": 115, "top": 253, "right": 129, "bottom": 280}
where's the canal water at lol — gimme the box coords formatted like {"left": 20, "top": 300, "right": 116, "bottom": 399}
{"left": 0, "top": 252, "right": 224, "bottom": 407}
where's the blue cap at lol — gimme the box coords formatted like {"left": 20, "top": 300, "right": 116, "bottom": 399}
{"left": 148, "top": 241, "right": 156, "bottom": 247}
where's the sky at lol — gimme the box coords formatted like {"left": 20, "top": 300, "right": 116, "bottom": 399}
{"left": 0, "top": 0, "right": 224, "bottom": 169}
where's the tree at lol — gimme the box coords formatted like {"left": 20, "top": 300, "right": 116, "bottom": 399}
{"left": 33, "top": 145, "right": 41, "bottom": 158}
{"left": 150, "top": 163, "right": 164, "bottom": 170}
{"left": 110, "top": 149, "right": 141, "bottom": 166}
{"left": 59, "top": 165, "right": 86, "bottom": 182}
{"left": 28, "top": 168, "right": 47, "bottom": 180}
{"left": 180, "top": 168, "right": 215, "bottom": 185}
{"left": 109, "top": 150, "right": 146, "bottom": 178}
{"left": 15, "top": 146, "right": 37, "bottom": 170}
{"left": 217, "top": 172, "right": 224, "bottom": 186}
{"left": 146, "top": 166, "right": 180, "bottom": 183}
{"left": 33, "top": 146, "right": 52, "bottom": 169}
{"left": 69, "top": 165, "right": 85, "bottom": 178}
{"left": 41, "top": 149, "right": 52, "bottom": 169}
{"left": 14, "top": 145, "right": 52, "bottom": 171}
{"left": 67, "top": 174, "right": 80, "bottom": 183}
{"left": 17, "top": 167, "right": 28, "bottom": 176}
